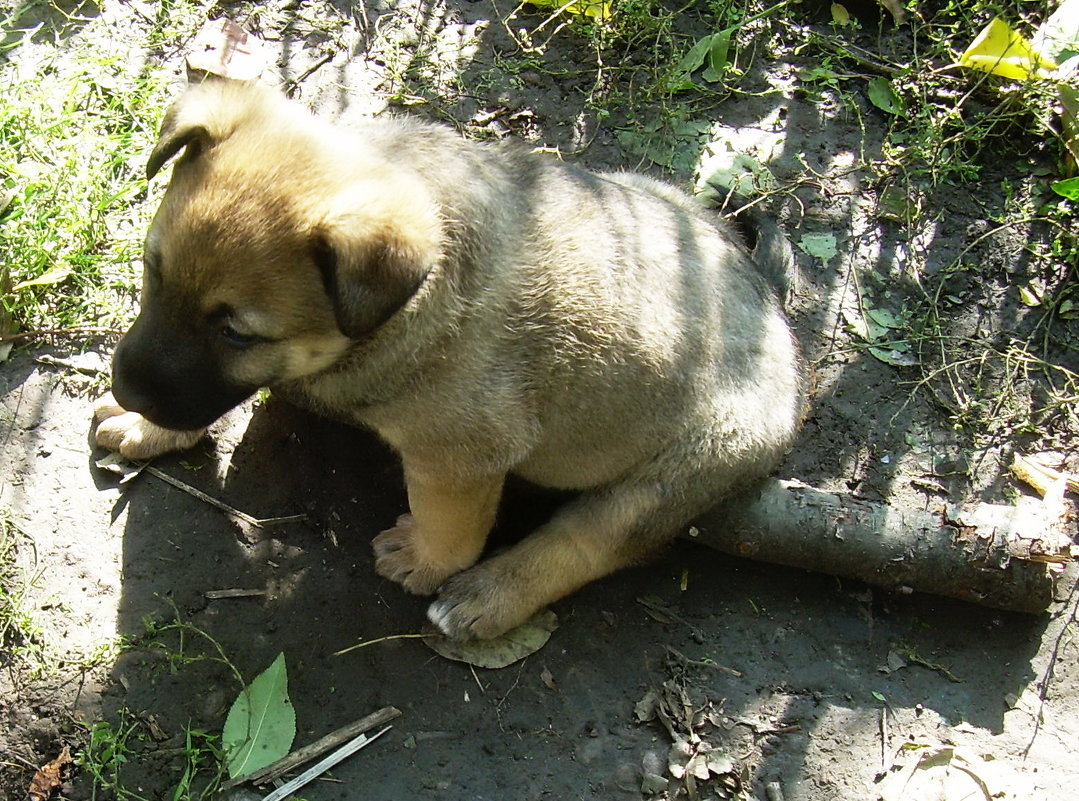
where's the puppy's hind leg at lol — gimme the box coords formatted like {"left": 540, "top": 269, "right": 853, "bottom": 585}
{"left": 428, "top": 476, "right": 700, "bottom": 640}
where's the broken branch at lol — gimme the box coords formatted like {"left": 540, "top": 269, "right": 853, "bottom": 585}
{"left": 689, "top": 479, "right": 1076, "bottom": 614}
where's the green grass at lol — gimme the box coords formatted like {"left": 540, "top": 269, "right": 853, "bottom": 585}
{"left": 74, "top": 616, "right": 244, "bottom": 800}
{"left": 0, "top": 513, "right": 45, "bottom": 674}
{"left": 0, "top": 0, "right": 209, "bottom": 343}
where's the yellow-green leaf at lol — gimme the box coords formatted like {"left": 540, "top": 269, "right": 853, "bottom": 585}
{"left": 1052, "top": 176, "right": 1079, "bottom": 200}
{"left": 1018, "top": 285, "right": 1042, "bottom": 307}
{"left": 13, "top": 265, "right": 73, "bottom": 291}
{"left": 959, "top": 17, "right": 1056, "bottom": 80}
{"left": 831, "top": 3, "right": 851, "bottom": 26}
{"left": 525, "top": 0, "right": 611, "bottom": 20}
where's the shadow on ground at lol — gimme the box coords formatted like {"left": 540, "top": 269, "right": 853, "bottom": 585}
{"left": 1, "top": 1, "right": 1075, "bottom": 799}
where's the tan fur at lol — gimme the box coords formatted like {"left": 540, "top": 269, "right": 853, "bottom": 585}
{"left": 96, "top": 79, "right": 806, "bottom": 639}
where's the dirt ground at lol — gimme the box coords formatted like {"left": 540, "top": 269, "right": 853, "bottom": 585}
{"left": 2, "top": 1, "right": 1078, "bottom": 799}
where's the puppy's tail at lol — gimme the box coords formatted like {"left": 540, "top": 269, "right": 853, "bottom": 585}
{"left": 734, "top": 204, "right": 796, "bottom": 306}
{"left": 701, "top": 184, "right": 796, "bottom": 305}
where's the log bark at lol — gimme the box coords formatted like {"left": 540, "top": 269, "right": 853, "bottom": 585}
{"left": 688, "top": 479, "right": 1076, "bottom": 614}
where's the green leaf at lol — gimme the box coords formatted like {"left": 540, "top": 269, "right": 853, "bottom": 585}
{"left": 869, "top": 346, "right": 919, "bottom": 367}
{"left": 702, "top": 32, "right": 732, "bottom": 82}
{"left": 801, "top": 66, "right": 842, "bottom": 83}
{"left": 872, "top": 690, "right": 887, "bottom": 702}
{"left": 867, "top": 77, "right": 904, "bottom": 115}
{"left": 676, "top": 33, "right": 733, "bottom": 85}
{"left": 831, "top": 3, "right": 851, "bottom": 26}
{"left": 677, "top": 35, "right": 714, "bottom": 76}
{"left": 223, "top": 652, "right": 296, "bottom": 779}
{"left": 1018, "top": 285, "right": 1042, "bottom": 307}
{"left": 1058, "top": 84, "right": 1079, "bottom": 165}
{"left": 798, "top": 232, "right": 838, "bottom": 263}
{"left": 866, "top": 307, "right": 903, "bottom": 329}
{"left": 1051, "top": 176, "right": 1079, "bottom": 200}
{"left": 12, "top": 264, "right": 73, "bottom": 291}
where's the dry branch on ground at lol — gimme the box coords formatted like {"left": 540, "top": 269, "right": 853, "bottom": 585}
{"left": 691, "top": 479, "right": 1076, "bottom": 613}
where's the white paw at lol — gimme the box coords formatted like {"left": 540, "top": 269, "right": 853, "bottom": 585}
{"left": 93, "top": 392, "right": 205, "bottom": 461}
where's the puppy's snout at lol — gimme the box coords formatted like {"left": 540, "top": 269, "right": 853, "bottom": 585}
{"left": 110, "top": 324, "right": 175, "bottom": 422}
{"left": 110, "top": 312, "right": 256, "bottom": 431}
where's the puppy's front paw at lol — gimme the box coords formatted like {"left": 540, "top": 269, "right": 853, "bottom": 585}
{"left": 94, "top": 392, "right": 205, "bottom": 461}
{"left": 427, "top": 564, "right": 534, "bottom": 640}
{"left": 373, "top": 514, "right": 461, "bottom": 595}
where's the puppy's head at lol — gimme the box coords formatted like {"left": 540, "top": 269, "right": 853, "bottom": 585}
{"left": 112, "top": 80, "right": 441, "bottom": 431}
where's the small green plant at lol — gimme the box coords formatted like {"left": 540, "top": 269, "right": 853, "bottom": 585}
{"left": 78, "top": 714, "right": 145, "bottom": 801}
{"left": 75, "top": 616, "right": 246, "bottom": 798}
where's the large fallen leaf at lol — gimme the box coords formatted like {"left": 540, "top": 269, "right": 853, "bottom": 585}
{"left": 223, "top": 652, "right": 296, "bottom": 779}
{"left": 425, "top": 609, "right": 558, "bottom": 668}
{"left": 959, "top": 17, "right": 1056, "bottom": 79}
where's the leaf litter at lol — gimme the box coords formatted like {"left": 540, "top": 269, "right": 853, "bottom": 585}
{"left": 635, "top": 651, "right": 744, "bottom": 799}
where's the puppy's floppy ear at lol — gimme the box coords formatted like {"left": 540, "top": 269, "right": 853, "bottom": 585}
{"left": 312, "top": 189, "right": 440, "bottom": 339}
{"left": 147, "top": 81, "right": 266, "bottom": 179}
{"left": 147, "top": 117, "right": 208, "bottom": 180}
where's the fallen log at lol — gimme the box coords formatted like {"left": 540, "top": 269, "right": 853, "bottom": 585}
{"left": 689, "top": 479, "right": 1076, "bottom": 614}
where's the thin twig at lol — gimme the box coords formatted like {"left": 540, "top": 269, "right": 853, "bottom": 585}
{"left": 333, "top": 632, "right": 432, "bottom": 656}
{"left": 34, "top": 354, "right": 105, "bottom": 376}
{"left": 284, "top": 51, "right": 335, "bottom": 94}
{"left": 1, "top": 326, "right": 122, "bottom": 343}
{"left": 664, "top": 646, "right": 743, "bottom": 678}
{"left": 203, "top": 589, "right": 268, "bottom": 600}
{"left": 142, "top": 465, "right": 306, "bottom": 528}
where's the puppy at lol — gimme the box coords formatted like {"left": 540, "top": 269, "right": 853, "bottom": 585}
{"left": 96, "top": 79, "right": 805, "bottom": 639}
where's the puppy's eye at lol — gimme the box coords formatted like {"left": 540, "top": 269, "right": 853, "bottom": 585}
{"left": 219, "top": 324, "right": 261, "bottom": 347}
{"left": 143, "top": 254, "right": 162, "bottom": 288}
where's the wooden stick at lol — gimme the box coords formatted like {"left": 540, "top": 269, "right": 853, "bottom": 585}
{"left": 260, "top": 726, "right": 392, "bottom": 801}
{"left": 221, "top": 706, "right": 401, "bottom": 790}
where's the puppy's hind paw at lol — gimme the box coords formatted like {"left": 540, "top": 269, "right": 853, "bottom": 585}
{"left": 428, "top": 565, "right": 535, "bottom": 640}
{"left": 93, "top": 392, "right": 205, "bottom": 461}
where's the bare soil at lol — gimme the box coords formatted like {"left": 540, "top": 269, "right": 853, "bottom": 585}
{"left": 2, "top": 2, "right": 1077, "bottom": 800}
